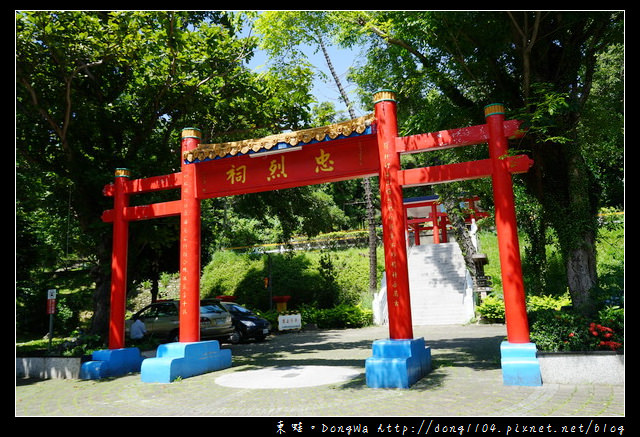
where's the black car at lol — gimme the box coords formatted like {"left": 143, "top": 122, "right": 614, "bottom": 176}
{"left": 218, "top": 301, "right": 272, "bottom": 344}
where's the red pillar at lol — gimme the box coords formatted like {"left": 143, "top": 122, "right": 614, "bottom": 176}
{"left": 485, "top": 104, "right": 530, "bottom": 343}
{"left": 179, "top": 128, "right": 202, "bottom": 342}
{"left": 108, "top": 168, "right": 130, "bottom": 349}
{"left": 440, "top": 215, "right": 448, "bottom": 243}
{"left": 431, "top": 204, "right": 440, "bottom": 244}
{"left": 374, "top": 90, "right": 413, "bottom": 340}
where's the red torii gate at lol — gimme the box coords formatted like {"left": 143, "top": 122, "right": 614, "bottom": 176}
{"left": 93, "top": 90, "right": 541, "bottom": 386}
{"left": 404, "top": 195, "right": 489, "bottom": 245}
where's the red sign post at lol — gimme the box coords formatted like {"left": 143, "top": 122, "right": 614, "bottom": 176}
{"left": 46, "top": 289, "right": 57, "bottom": 315}
{"left": 47, "top": 289, "right": 56, "bottom": 352}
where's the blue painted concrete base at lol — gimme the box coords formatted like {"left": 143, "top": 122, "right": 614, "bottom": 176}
{"left": 365, "top": 338, "right": 431, "bottom": 388}
{"left": 500, "top": 341, "right": 542, "bottom": 386}
{"left": 80, "top": 347, "right": 144, "bottom": 380}
{"left": 140, "top": 340, "right": 231, "bottom": 383}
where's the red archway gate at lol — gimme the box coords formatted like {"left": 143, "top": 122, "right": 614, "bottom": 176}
{"left": 97, "top": 90, "right": 540, "bottom": 386}
{"left": 404, "top": 195, "right": 490, "bottom": 245}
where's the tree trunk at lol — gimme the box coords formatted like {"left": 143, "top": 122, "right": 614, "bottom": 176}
{"left": 566, "top": 231, "right": 598, "bottom": 313}
{"left": 150, "top": 260, "right": 160, "bottom": 303}
{"left": 317, "top": 31, "right": 378, "bottom": 293}
{"left": 89, "top": 275, "right": 111, "bottom": 339}
{"left": 439, "top": 195, "right": 478, "bottom": 277}
{"left": 364, "top": 177, "right": 379, "bottom": 293}
{"left": 564, "top": 146, "right": 599, "bottom": 314}
{"left": 88, "top": 237, "right": 113, "bottom": 339}
{"left": 528, "top": 136, "right": 599, "bottom": 314}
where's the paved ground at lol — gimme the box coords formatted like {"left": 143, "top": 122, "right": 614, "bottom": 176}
{"left": 15, "top": 324, "right": 625, "bottom": 426}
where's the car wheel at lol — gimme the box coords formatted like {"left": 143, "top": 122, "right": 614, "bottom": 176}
{"left": 168, "top": 329, "right": 179, "bottom": 343}
{"left": 229, "top": 329, "right": 242, "bottom": 344}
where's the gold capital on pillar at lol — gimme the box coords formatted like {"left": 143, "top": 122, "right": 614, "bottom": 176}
{"left": 484, "top": 103, "right": 505, "bottom": 118}
{"left": 182, "top": 127, "right": 201, "bottom": 139}
{"left": 373, "top": 90, "right": 396, "bottom": 103}
{"left": 114, "top": 168, "right": 130, "bottom": 178}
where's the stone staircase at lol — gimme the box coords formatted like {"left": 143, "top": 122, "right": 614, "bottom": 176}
{"left": 373, "top": 242, "right": 475, "bottom": 326}
{"left": 408, "top": 243, "right": 475, "bottom": 325}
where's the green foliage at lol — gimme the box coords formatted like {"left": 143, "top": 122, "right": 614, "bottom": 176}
{"left": 593, "top": 209, "right": 625, "bottom": 307}
{"left": 515, "top": 83, "right": 572, "bottom": 144}
{"left": 200, "top": 247, "right": 381, "bottom": 312}
{"left": 260, "top": 304, "right": 373, "bottom": 330}
{"left": 202, "top": 186, "right": 352, "bottom": 254}
{"left": 474, "top": 214, "right": 623, "bottom": 352}
{"left": 477, "top": 294, "right": 624, "bottom": 352}
{"left": 299, "top": 304, "right": 373, "bottom": 329}
{"left": 477, "top": 293, "right": 571, "bottom": 324}
{"left": 16, "top": 11, "right": 318, "bottom": 337}
{"left": 579, "top": 44, "right": 624, "bottom": 208}
{"left": 16, "top": 331, "right": 105, "bottom": 358}
{"left": 526, "top": 293, "right": 572, "bottom": 312}
{"left": 476, "top": 296, "right": 505, "bottom": 323}
{"left": 59, "top": 332, "right": 105, "bottom": 357}
{"left": 528, "top": 306, "right": 623, "bottom": 352}
{"left": 317, "top": 253, "right": 339, "bottom": 307}
{"left": 477, "top": 212, "right": 623, "bottom": 302}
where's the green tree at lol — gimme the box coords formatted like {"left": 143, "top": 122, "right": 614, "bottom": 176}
{"left": 16, "top": 11, "right": 316, "bottom": 337}
{"left": 338, "top": 11, "right": 623, "bottom": 313}
{"left": 254, "top": 11, "right": 379, "bottom": 294}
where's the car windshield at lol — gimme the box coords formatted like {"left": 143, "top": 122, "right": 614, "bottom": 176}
{"left": 138, "top": 302, "right": 178, "bottom": 318}
{"left": 229, "top": 304, "right": 253, "bottom": 315}
{"left": 201, "top": 304, "right": 225, "bottom": 313}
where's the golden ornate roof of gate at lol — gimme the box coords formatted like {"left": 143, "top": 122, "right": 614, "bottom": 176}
{"left": 183, "top": 113, "right": 374, "bottom": 162}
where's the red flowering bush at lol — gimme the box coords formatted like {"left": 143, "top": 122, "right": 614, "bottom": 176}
{"left": 529, "top": 306, "right": 623, "bottom": 352}
{"left": 588, "top": 322, "right": 623, "bottom": 351}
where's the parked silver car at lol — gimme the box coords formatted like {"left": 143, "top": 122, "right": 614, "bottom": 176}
{"left": 126, "top": 299, "right": 234, "bottom": 343}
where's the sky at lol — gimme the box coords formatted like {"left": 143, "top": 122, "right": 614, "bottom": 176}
{"left": 246, "top": 40, "right": 369, "bottom": 118}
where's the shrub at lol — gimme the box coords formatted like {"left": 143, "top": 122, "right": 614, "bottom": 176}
{"left": 477, "top": 293, "right": 623, "bottom": 352}
{"left": 476, "top": 295, "right": 505, "bottom": 322}
{"left": 302, "top": 304, "right": 373, "bottom": 329}
{"left": 328, "top": 304, "right": 373, "bottom": 329}
{"left": 263, "top": 304, "right": 373, "bottom": 330}
{"left": 478, "top": 293, "right": 572, "bottom": 323}
{"left": 528, "top": 306, "right": 623, "bottom": 352}
{"left": 526, "top": 293, "right": 572, "bottom": 312}
{"left": 528, "top": 309, "right": 592, "bottom": 351}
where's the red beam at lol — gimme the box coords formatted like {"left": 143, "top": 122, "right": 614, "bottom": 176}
{"left": 126, "top": 173, "right": 182, "bottom": 194}
{"left": 103, "top": 173, "right": 182, "bottom": 197}
{"left": 194, "top": 135, "right": 379, "bottom": 199}
{"left": 398, "top": 154, "right": 533, "bottom": 187}
{"left": 407, "top": 213, "right": 487, "bottom": 227}
{"left": 397, "top": 119, "right": 525, "bottom": 154}
{"left": 124, "top": 200, "right": 183, "bottom": 221}
{"left": 102, "top": 200, "right": 183, "bottom": 222}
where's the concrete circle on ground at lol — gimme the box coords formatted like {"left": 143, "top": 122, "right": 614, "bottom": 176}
{"left": 215, "top": 365, "right": 362, "bottom": 389}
